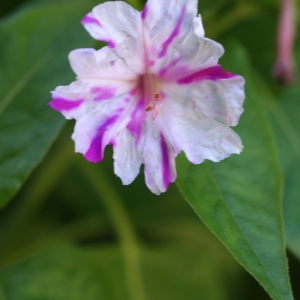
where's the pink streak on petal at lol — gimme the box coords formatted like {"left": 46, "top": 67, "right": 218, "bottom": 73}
{"left": 84, "top": 115, "right": 119, "bottom": 163}
{"left": 127, "top": 97, "right": 146, "bottom": 144}
{"left": 48, "top": 98, "right": 83, "bottom": 112}
{"left": 177, "top": 66, "right": 237, "bottom": 84}
{"left": 91, "top": 87, "right": 116, "bottom": 101}
{"left": 81, "top": 15, "right": 102, "bottom": 27}
{"left": 130, "top": 87, "right": 139, "bottom": 96}
{"left": 141, "top": 3, "right": 148, "bottom": 20}
{"left": 158, "top": 57, "right": 181, "bottom": 76}
{"left": 106, "top": 40, "right": 116, "bottom": 48}
{"left": 158, "top": 7, "right": 186, "bottom": 58}
{"left": 160, "top": 133, "right": 171, "bottom": 189}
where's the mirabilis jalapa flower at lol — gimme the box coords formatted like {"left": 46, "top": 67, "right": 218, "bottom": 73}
{"left": 49, "top": 0, "right": 245, "bottom": 194}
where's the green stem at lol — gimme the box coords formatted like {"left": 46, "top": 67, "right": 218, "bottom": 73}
{"left": 79, "top": 162, "right": 147, "bottom": 300}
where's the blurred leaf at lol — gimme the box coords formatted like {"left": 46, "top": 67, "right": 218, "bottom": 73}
{"left": 176, "top": 42, "right": 293, "bottom": 300}
{"left": 0, "top": 247, "right": 110, "bottom": 300}
{"left": 0, "top": 1, "right": 102, "bottom": 208}
{"left": 0, "top": 219, "right": 246, "bottom": 300}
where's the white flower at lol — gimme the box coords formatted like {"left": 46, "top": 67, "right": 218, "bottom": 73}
{"left": 49, "top": 0, "right": 245, "bottom": 194}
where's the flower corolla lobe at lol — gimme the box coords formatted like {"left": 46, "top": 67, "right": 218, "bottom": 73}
{"left": 49, "top": 0, "right": 245, "bottom": 194}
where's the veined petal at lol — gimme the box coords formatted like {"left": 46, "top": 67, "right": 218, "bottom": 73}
{"left": 69, "top": 48, "right": 140, "bottom": 80}
{"left": 81, "top": 2, "right": 144, "bottom": 74}
{"left": 82, "top": 1, "right": 142, "bottom": 46}
{"left": 142, "top": 120, "right": 177, "bottom": 194}
{"left": 50, "top": 78, "right": 134, "bottom": 120}
{"left": 113, "top": 129, "right": 143, "bottom": 185}
{"left": 176, "top": 67, "right": 245, "bottom": 126}
{"left": 158, "top": 82, "right": 244, "bottom": 164}
{"left": 142, "top": 0, "right": 223, "bottom": 79}
{"left": 155, "top": 36, "right": 224, "bottom": 81}
{"left": 142, "top": 0, "right": 198, "bottom": 57}
{"left": 72, "top": 99, "right": 126, "bottom": 163}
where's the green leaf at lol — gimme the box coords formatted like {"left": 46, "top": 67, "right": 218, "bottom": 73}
{"left": 176, "top": 42, "right": 293, "bottom": 300}
{"left": 267, "top": 61, "right": 300, "bottom": 260}
{"left": 0, "top": 247, "right": 110, "bottom": 300}
{"left": 0, "top": 1, "right": 100, "bottom": 208}
{"left": 222, "top": 9, "right": 300, "bottom": 261}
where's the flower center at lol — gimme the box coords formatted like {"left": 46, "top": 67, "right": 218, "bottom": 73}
{"left": 142, "top": 74, "right": 161, "bottom": 120}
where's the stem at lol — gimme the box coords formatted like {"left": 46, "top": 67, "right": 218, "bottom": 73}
{"left": 79, "top": 161, "right": 147, "bottom": 300}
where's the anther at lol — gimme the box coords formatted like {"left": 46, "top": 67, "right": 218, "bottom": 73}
{"left": 146, "top": 102, "right": 154, "bottom": 111}
{"left": 154, "top": 93, "right": 160, "bottom": 101}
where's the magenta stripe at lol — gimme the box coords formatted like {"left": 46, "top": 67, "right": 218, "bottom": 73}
{"left": 91, "top": 87, "right": 116, "bottom": 101}
{"left": 81, "top": 15, "right": 102, "bottom": 27}
{"left": 141, "top": 3, "right": 148, "bottom": 20}
{"left": 84, "top": 115, "right": 119, "bottom": 163}
{"left": 177, "top": 65, "right": 237, "bottom": 84}
{"left": 48, "top": 97, "right": 83, "bottom": 112}
{"left": 158, "top": 7, "right": 186, "bottom": 58}
{"left": 160, "top": 133, "right": 171, "bottom": 189}
{"left": 127, "top": 97, "right": 145, "bottom": 144}
{"left": 158, "top": 57, "right": 181, "bottom": 76}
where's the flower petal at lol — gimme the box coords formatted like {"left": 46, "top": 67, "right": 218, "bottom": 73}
{"left": 113, "top": 129, "right": 143, "bottom": 185}
{"left": 142, "top": 0, "right": 198, "bottom": 57}
{"left": 82, "top": 1, "right": 142, "bottom": 46}
{"left": 177, "top": 70, "right": 245, "bottom": 126}
{"left": 80, "top": 2, "right": 145, "bottom": 75}
{"left": 142, "top": 121, "right": 177, "bottom": 194}
{"left": 69, "top": 48, "right": 139, "bottom": 81}
{"left": 142, "top": 0, "right": 223, "bottom": 79}
{"left": 193, "top": 15, "right": 205, "bottom": 38}
{"left": 158, "top": 81, "right": 244, "bottom": 164}
{"left": 72, "top": 101, "right": 125, "bottom": 163}
{"left": 50, "top": 78, "right": 134, "bottom": 120}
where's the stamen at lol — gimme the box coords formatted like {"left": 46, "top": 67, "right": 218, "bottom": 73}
{"left": 146, "top": 102, "right": 154, "bottom": 111}
{"left": 154, "top": 93, "right": 160, "bottom": 101}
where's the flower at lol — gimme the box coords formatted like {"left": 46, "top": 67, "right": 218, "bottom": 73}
{"left": 49, "top": 0, "right": 245, "bottom": 194}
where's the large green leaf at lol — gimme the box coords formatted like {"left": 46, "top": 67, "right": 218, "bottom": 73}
{"left": 0, "top": 1, "right": 100, "bottom": 208}
{"left": 267, "top": 56, "right": 300, "bottom": 260}
{"left": 221, "top": 9, "right": 300, "bottom": 261}
{"left": 176, "top": 42, "right": 293, "bottom": 300}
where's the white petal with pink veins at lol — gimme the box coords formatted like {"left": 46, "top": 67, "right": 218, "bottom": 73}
{"left": 142, "top": 121, "right": 177, "bottom": 194}
{"left": 113, "top": 129, "right": 143, "bottom": 185}
{"left": 159, "top": 85, "right": 243, "bottom": 164}
{"left": 50, "top": 0, "right": 246, "bottom": 194}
